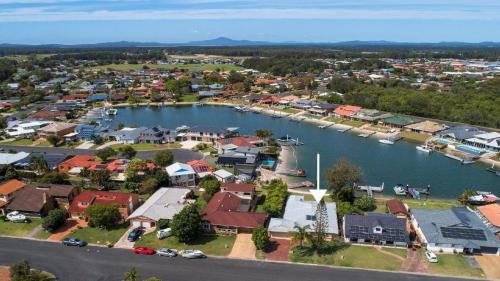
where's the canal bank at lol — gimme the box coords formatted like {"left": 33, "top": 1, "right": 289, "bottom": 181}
{"left": 108, "top": 105, "right": 499, "bottom": 199}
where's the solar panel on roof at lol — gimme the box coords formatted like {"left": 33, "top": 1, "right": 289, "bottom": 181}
{"left": 440, "top": 227, "right": 487, "bottom": 241}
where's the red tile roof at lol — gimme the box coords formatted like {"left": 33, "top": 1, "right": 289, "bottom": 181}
{"left": 68, "top": 190, "right": 137, "bottom": 215}
{"left": 221, "top": 183, "right": 255, "bottom": 193}
{"left": 202, "top": 192, "right": 267, "bottom": 229}
{"left": 334, "top": 105, "right": 362, "bottom": 117}
{"left": 58, "top": 155, "right": 99, "bottom": 172}
{"left": 386, "top": 199, "right": 408, "bottom": 216}
{"left": 0, "top": 179, "right": 26, "bottom": 196}
{"left": 187, "top": 160, "right": 213, "bottom": 174}
{"left": 217, "top": 136, "right": 263, "bottom": 147}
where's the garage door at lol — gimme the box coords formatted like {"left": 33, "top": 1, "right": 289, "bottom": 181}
{"left": 132, "top": 220, "right": 142, "bottom": 228}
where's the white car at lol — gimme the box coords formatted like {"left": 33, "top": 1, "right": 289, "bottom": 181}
{"left": 425, "top": 251, "right": 438, "bottom": 263}
{"left": 6, "top": 211, "right": 27, "bottom": 223}
{"left": 179, "top": 249, "right": 206, "bottom": 259}
{"left": 156, "top": 228, "right": 171, "bottom": 240}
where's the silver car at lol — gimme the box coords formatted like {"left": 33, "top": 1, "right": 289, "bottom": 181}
{"left": 179, "top": 249, "right": 206, "bottom": 259}
{"left": 157, "top": 248, "right": 177, "bottom": 257}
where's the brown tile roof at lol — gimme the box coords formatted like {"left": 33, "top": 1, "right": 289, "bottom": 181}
{"left": 6, "top": 184, "right": 75, "bottom": 213}
{"left": 202, "top": 191, "right": 267, "bottom": 229}
{"left": 221, "top": 183, "right": 255, "bottom": 193}
{"left": 0, "top": 179, "right": 26, "bottom": 196}
{"left": 386, "top": 199, "right": 408, "bottom": 216}
{"left": 68, "top": 190, "right": 137, "bottom": 215}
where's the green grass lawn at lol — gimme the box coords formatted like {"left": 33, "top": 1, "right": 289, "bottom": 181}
{"left": 178, "top": 94, "right": 200, "bottom": 103}
{"left": 135, "top": 233, "right": 236, "bottom": 256}
{"left": 0, "top": 218, "right": 42, "bottom": 237}
{"left": 341, "top": 119, "right": 365, "bottom": 127}
{"left": 290, "top": 245, "right": 407, "bottom": 271}
{"left": 374, "top": 196, "right": 459, "bottom": 211}
{"left": 65, "top": 224, "right": 129, "bottom": 246}
{"left": 2, "top": 139, "right": 34, "bottom": 146}
{"left": 90, "top": 63, "right": 243, "bottom": 72}
{"left": 274, "top": 107, "right": 300, "bottom": 114}
{"left": 168, "top": 143, "right": 183, "bottom": 149}
{"left": 401, "top": 131, "right": 430, "bottom": 143}
{"left": 303, "top": 113, "right": 322, "bottom": 120}
{"left": 34, "top": 229, "right": 52, "bottom": 240}
{"left": 111, "top": 143, "right": 159, "bottom": 151}
{"left": 427, "top": 254, "right": 484, "bottom": 278}
{"left": 35, "top": 140, "right": 51, "bottom": 147}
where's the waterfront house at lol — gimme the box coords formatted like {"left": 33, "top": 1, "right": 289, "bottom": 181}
{"left": 439, "top": 125, "right": 487, "bottom": 142}
{"left": 307, "top": 103, "right": 338, "bottom": 116}
{"left": 411, "top": 207, "right": 500, "bottom": 255}
{"left": 69, "top": 190, "right": 139, "bottom": 222}
{"left": 166, "top": 162, "right": 196, "bottom": 187}
{"left": 268, "top": 195, "right": 339, "bottom": 239}
{"left": 385, "top": 199, "right": 409, "bottom": 218}
{"left": 179, "top": 125, "right": 237, "bottom": 144}
{"left": 351, "top": 109, "right": 393, "bottom": 124}
{"left": 404, "top": 120, "right": 446, "bottom": 135}
{"left": 465, "top": 132, "right": 500, "bottom": 152}
{"left": 139, "top": 126, "right": 176, "bottom": 144}
{"left": 216, "top": 147, "right": 260, "bottom": 167}
{"left": 379, "top": 115, "right": 420, "bottom": 128}
{"left": 202, "top": 190, "right": 267, "bottom": 234}
{"left": 128, "top": 187, "right": 192, "bottom": 228}
{"left": 87, "top": 93, "right": 109, "bottom": 102}
{"left": 37, "top": 122, "right": 77, "bottom": 138}
{"left": 477, "top": 204, "right": 500, "bottom": 235}
{"left": 75, "top": 124, "right": 103, "bottom": 141}
{"left": 0, "top": 179, "right": 26, "bottom": 215}
{"left": 213, "top": 169, "right": 235, "bottom": 183}
{"left": 290, "top": 99, "right": 314, "bottom": 109}
{"left": 107, "top": 127, "right": 147, "bottom": 144}
{"left": 333, "top": 105, "right": 362, "bottom": 118}
{"left": 343, "top": 213, "right": 409, "bottom": 247}
{"left": 216, "top": 136, "right": 266, "bottom": 154}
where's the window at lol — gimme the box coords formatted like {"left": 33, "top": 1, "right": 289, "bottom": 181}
{"left": 306, "top": 215, "right": 316, "bottom": 221}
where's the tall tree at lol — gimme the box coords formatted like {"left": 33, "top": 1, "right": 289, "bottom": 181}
{"left": 311, "top": 201, "right": 329, "bottom": 252}
{"left": 326, "top": 158, "right": 362, "bottom": 201}
{"left": 153, "top": 150, "right": 174, "bottom": 167}
{"left": 292, "top": 224, "right": 310, "bottom": 247}
{"left": 170, "top": 204, "right": 202, "bottom": 243}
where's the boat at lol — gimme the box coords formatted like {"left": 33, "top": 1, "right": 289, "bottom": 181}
{"left": 416, "top": 145, "right": 433, "bottom": 153}
{"left": 194, "top": 102, "right": 204, "bottom": 106}
{"left": 105, "top": 108, "right": 118, "bottom": 115}
{"left": 279, "top": 169, "right": 307, "bottom": 177}
{"left": 468, "top": 192, "right": 499, "bottom": 205}
{"left": 288, "top": 180, "right": 314, "bottom": 189}
{"left": 379, "top": 139, "right": 395, "bottom": 145}
{"left": 175, "top": 125, "right": 190, "bottom": 132}
{"left": 393, "top": 184, "right": 430, "bottom": 198}
{"left": 444, "top": 153, "right": 477, "bottom": 164}
{"left": 277, "top": 135, "right": 304, "bottom": 146}
{"left": 234, "top": 105, "right": 249, "bottom": 112}
{"left": 486, "top": 163, "right": 500, "bottom": 176}
{"left": 393, "top": 184, "right": 407, "bottom": 196}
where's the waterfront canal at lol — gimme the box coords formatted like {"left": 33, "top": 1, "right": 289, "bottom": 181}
{"left": 110, "top": 105, "right": 499, "bottom": 199}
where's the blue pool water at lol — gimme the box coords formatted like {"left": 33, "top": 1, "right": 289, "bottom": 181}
{"left": 457, "top": 145, "right": 484, "bottom": 156}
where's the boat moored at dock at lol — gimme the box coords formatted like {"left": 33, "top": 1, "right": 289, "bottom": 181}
{"left": 379, "top": 139, "right": 395, "bottom": 145}
{"left": 416, "top": 145, "right": 433, "bottom": 153}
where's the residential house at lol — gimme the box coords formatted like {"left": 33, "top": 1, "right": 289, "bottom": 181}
{"left": 6, "top": 184, "right": 77, "bottom": 217}
{"left": 220, "top": 183, "right": 256, "bottom": 200}
{"left": 0, "top": 152, "right": 30, "bottom": 165}
{"left": 411, "top": 207, "right": 500, "bottom": 254}
{"left": 15, "top": 153, "right": 70, "bottom": 171}
{"left": 166, "top": 162, "right": 196, "bottom": 187}
{"left": 0, "top": 179, "right": 26, "bottom": 215}
{"left": 333, "top": 105, "right": 362, "bottom": 118}
{"left": 307, "top": 103, "right": 338, "bottom": 116}
{"left": 58, "top": 155, "right": 100, "bottom": 173}
{"left": 180, "top": 125, "right": 237, "bottom": 144}
{"left": 139, "top": 126, "right": 176, "bottom": 144}
{"left": 268, "top": 195, "right": 338, "bottom": 239}
{"left": 213, "top": 169, "right": 235, "bottom": 183}
{"left": 404, "top": 121, "right": 446, "bottom": 135}
{"left": 290, "top": 99, "right": 314, "bottom": 109}
{"left": 128, "top": 188, "right": 193, "bottom": 228}
{"left": 343, "top": 213, "right": 409, "bottom": 247}
{"left": 465, "top": 132, "right": 500, "bottom": 152}
{"left": 477, "top": 204, "right": 500, "bottom": 235}
{"left": 5, "top": 120, "right": 54, "bottom": 138}
{"left": 37, "top": 122, "right": 76, "bottom": 138}
{"left": 439, "top": 125, "right": 487, "bottom": 142}
{"left": 68, "top": 190, "right": 139, "bottom": 222}
{"left": 107, "top": 127, "right": 147, "bottom": 144}
{"left": 202, "top": 190, "right": 267, "bottom": 234}
{"left": 385, "top": 199, "right": 409, "bottom": 218}
{"left": 216, "top": 136, "right": 265, "bottom": 154}
{"left": 186, "top": 160, "right": 214, "bottom": 178}
{"left": 75, "top": 124, "right": 103, "bottom": 141}
{"left": 380, "top": 115, "right": 420, "bottom": 128}
{"left": 351, "top": 109, "right": 393, "bottom": 124}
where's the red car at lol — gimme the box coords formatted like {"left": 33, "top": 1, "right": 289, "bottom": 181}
{"left": 133, "top": 247, "right": 155, "bottom": 255}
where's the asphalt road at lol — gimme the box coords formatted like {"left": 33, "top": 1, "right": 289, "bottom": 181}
{"left": 0, "top": 237, "right": 474, "bottom": 281}
{"left": 0, "top": 145, "right": 203, "bottom": 163}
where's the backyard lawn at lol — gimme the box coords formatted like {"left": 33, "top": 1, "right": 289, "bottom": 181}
{"left": 427, "top": 254, "right": 485, "bottom": 278}
{"left": 90, "top": 63, "right": 243, "bottom": 72}
{"left": 2, "top": 139, "right": 34, "bottom": 146}
{"left": 325, "top": 116, "right": 364, "bottom": 127}
{"left": 401, "top": 131, "right": 430, "bottom": 143}
{"left": 178, "top": 94, "right": 199, "bottom": 103}
{"left": 135, "top": 233, "right": 236, "bottom": 256}
{"left": 289, "top": 244, "right": 407, "bottom": 271}
{"left": 375, "top": 196, "right": 459, "bottom": 211}
{"left": 0, "top": 218, "right": 42, "bottom": 237}
{"left": 65, "top": 224, "right": 129, "bottom": 246}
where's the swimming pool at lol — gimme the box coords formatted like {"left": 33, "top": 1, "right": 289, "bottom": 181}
{"left": 261, "top": 160, "right": 276, "bottom": 169}
{"left": 435, "top": 138, "right": 450, "bottom": 144}
{"left": 456, "top": 145, "right": 483, "bottom": 156}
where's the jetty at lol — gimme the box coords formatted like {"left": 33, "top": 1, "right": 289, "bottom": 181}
{"left": 338, "top": 127, "right": 352, "bottom": 133}
{"left": 444, "top": 153, "right": 476, "bottom": 164}
{"left": 358, "top": 131, "right": 376, "bottom": 138}
{"left": 355, "top": 182, "right": 384, "bottom": 197}
{"left": 288, "top": 180, "right": 314, "bottom": 189}
{"left": 319, "top": 123, "right": 333, "bottom": 129}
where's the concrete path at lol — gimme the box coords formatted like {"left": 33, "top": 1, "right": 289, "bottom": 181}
{"left": 95, "top": 141, "right": 121, "bottom": 150}
{"left": 180, "top": 140, "right": 200, "bottom": 149}
{"left": 26, "top": 224, "right": 43, "bottom": 239}
{"left": 228, "top": 233, "right": 256, "bottom": 260}
{"left": 75, "top": 141, "right": 94, "bottom": 149}
{"left": 475, "top": 255, "right": 500, "bottom": 280}
{"left": 400, "top": 249, "right": 428, "bottom": 273}
{"left": 48, "top": 219, "right": 87, "bottom": 241}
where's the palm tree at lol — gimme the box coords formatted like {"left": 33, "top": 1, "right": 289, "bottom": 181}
{"left": 124, "top": 267, "right": 139, "bottom": 281}
{"left": 292, "top": 224, "right": 310, "bottom": 247}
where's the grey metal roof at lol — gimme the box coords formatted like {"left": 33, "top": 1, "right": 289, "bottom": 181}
{"left": 268, "top": 195, "right": 339, "bottom": 235}
{"left": 344, "top": 213, "right": 409, "bottom": 243}
{"left": 439, "top": 125, "right": 487, "bottom": 141}
{"left": 128, "top": 188, "right": 191, "bottom": 221}
{"left": 412, "top": 207, "right": 500, "bottom": 249}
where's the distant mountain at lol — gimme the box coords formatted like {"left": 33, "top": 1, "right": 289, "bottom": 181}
{"left": 2, "top": 38, "right": 500, "bottom": 48}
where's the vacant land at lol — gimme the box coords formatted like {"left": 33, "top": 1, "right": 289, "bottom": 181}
{"left": 375, "top": 196, "right": 459, "bottom": 211}
{"left": 136, "top": 233, "right": 236, "bottom": 256}
{"left": 427, "top": 254, "right": 484, "bottom": 278}
{"left": 325, "top": 116, "right": 364, "bottom": 127}
{"left": 401, "top": 131, "right": 430, "bottom": 143}
{"left": 0, "top": 219, "right": 42, "bottom": 237}
{"left": 65, "top": 225, "right": 129, "bottom": 246}
{"left": 290, "top": 245, "right": 407, "bottom": 271}
{"left": 90, "top": 63, "right": 243, "bottom": 72}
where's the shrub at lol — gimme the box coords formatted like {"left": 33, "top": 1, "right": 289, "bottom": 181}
{"left": 252, "top": 226, "right": 269, "bottom": 250}
{"left": 353, "top": 196, "right": 376, "bottom": 212}
{"left": 156, "top": 219, "right": 170, "bottom": 230}
{"left": 170, "top": 204, "right": 202, "bottom": 243}
{"left": 42, "top": 209, "right": 67, "bottom": 232}
{"left": 87, "top": 204, "right": 121, "bottom": 229}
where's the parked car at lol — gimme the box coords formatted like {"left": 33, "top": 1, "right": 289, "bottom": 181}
{"left": 127, "top": 227, "right": 144, "bottom": 242}
{"left": 62, "top": 237, "right": 87, "bottom": 247}
{"left": 157, "top": 248, "right": 177, "bottom": 257}
{"left": 425, "top": 251, "right": 438, "bottom": 263}
{"left": 133, "top": 247, "right": 155, "bottom": 255}
{"left": 179, "top": 249, "right": 206, "bottom": 259}
{"left": 6, "top": 211, "right": 27, "bottom": 223}
{"left": 156, "top": 228, "right": 171, "bottom": 240}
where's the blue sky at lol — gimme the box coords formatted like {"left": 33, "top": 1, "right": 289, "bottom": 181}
{"left": 1, "top": 0, "right": 500, "bottom": 44}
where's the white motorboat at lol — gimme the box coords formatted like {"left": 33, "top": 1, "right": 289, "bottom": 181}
{"left": 416, "top": 145, "right": 433, "bottom": 153}
{"left": 379, "top": 139, "right": 395, "bottom": 145}
{"left": 393, "top": 184, "right": 407, "bottom": 195}
{"left": 105, "top": 108, "right": 118, "bottom": 115}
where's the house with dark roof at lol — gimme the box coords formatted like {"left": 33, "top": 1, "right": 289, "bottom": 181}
{"left": 438, "top": 125, "right": 487, "bottom": 142}
{"left": 411, "top": 207, "right": 500, "bottom": 254}
{"left": 307, "top": 103, "right": 338, "bottom": 116}
{"left": 15, "top": 153, "right": 70, "bottom": 171}
{"left": 202, "top": 188, "right": 267, "bottom": 234}
{"left": 380, "top": 115, "right": 420, "bottom": 128}
{"left": 343, "top": 213, "right": 409, "bottom": 247}
{"left": 139, "top": 126, "right": 176, "bottom": 144}
{"left": 107, "top": 127, "right": 147, "bottom": 144}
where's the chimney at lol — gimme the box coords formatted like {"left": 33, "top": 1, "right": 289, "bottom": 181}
{"left": 42, "top": 192, "right": 48, "bottom": 205}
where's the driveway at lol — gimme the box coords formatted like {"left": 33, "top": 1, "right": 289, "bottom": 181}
{"left": 228, "top": 233, "right": 256, "bottom": 260}
{"left": 114, "top": 227, "right": 154, "bottom": 249}
{"left": 475, "top": 255, "right": 500, "bottom": 280}
{"left": 180, "top": 140, "right": 200, "bottom": 149}
{"left": 95, "top": 141, "right": 121, "bottom": 150}
{"left": 48, "top": 219, "right": 87, "bottom": 241}
{"left": 75, "top": 141, "right": 95, "bottom": 149}
{"left": 264, "top": 238, "right": 291, "bottom": 261}
{"left": 400, "top": 249, "right": 428, "bottom": 273}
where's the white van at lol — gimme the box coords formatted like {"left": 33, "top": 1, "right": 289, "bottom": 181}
{"left": 156, "top": 228, "right": 172, "bottom": 239}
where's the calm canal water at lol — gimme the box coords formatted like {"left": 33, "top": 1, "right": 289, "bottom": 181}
{"left": 110, "top": 105, "right": 499, "bottom": 199}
